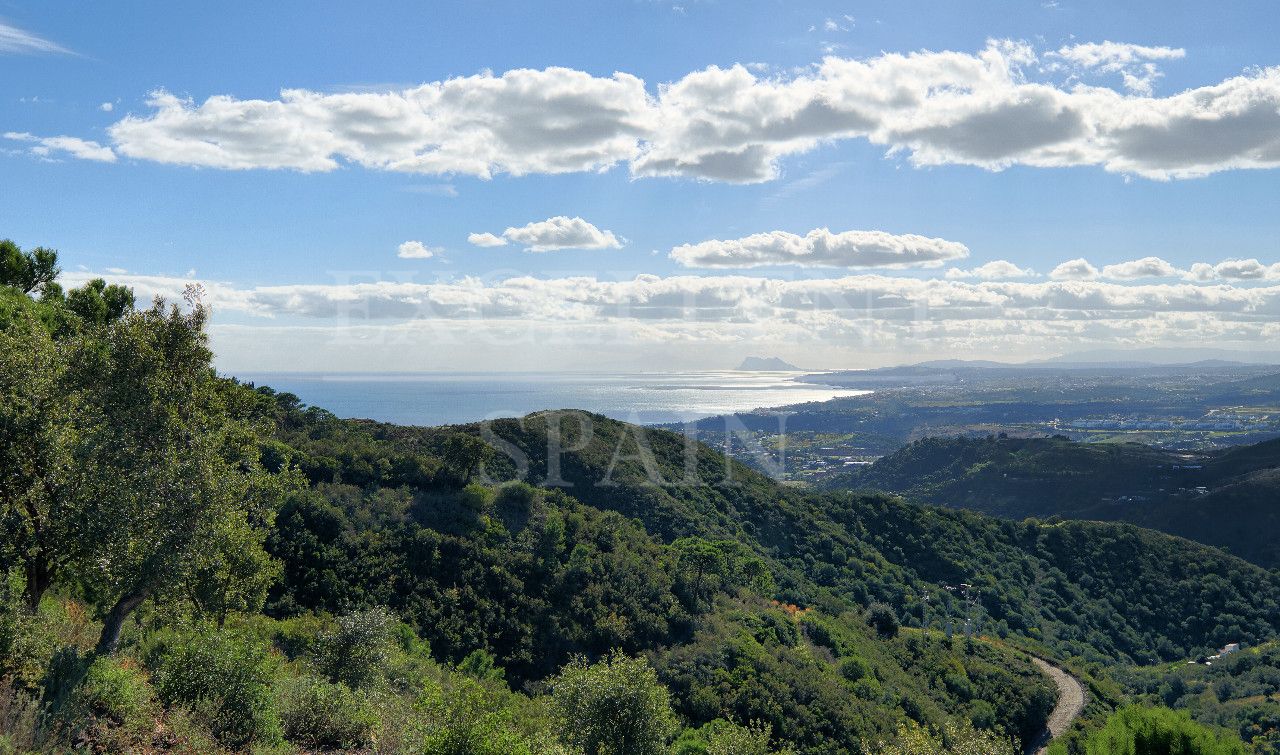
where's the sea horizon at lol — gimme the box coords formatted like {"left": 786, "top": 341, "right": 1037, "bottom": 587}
{"left": 231, "top": 369, "right": 869, "bottom": 427}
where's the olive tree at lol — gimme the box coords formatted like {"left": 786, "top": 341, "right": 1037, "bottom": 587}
{"left": 65, "top": 296, "right": 291, "bottom": 653}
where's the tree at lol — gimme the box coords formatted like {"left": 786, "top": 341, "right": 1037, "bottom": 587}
{"left": 64, "top": 296, "right": 291, "bottom": 654}
{"left": 550, "top": 650, "right": 678, "bottom": 755}
{"left": 65, "top": 277, "right": 135, "bottom": 326}
{"left": 0, "top": 239, "right": 60, "bottom": 295}
{"left": 0, "top": 309, "right": 74, "bottom": 611}
{"left": 868, "top": 602, "right": 900, "bottom": 638}
{"left": 673, "top": 537, "right": 727, "bottom": 611}
{"left": 441, "top": 433, "right": 493, "bottom": 486}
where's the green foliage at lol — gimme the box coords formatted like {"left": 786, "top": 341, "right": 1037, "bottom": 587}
{"left": 458, "top": 649, "right": 506, "bottom": 682}
{"left": 870, "top": 719, "right": 1017, "bottom": 755}
{"left": 1049, "top": 705, "right": 1249, "bottom": 755}
{"left": 549, "top": 650, "right": 679, "bottom": 755}
{"left": 146, "top": 627, "right": 283, "bottom": 749}
{"left": 68, "top": 656, "right": 154, "bottom": 732}
{"left": 868, "top": 602, "right": 900, "bottom": 638}
{"left": 673, "top": 718, "right": 795, "bottom": 755}
{"left": 833, "top": 434, "right": 1280, "bottom": 569}
{"left": 0, "top": 239, "right": 59, "bottom": 295}
{"left": 412, "top": 676, "right": 551, "bottom": 755}
{"left": 64, "top": 277, "right": 135, "bottom": 326}
{"left": 316, "top": 606, "right": 394, "bottom": 689}
{"left": 276, "top": 674, "right": 379, "bottom": 750}
{"left": 1118, "top": 642, "right": 1280, "bottom": 750}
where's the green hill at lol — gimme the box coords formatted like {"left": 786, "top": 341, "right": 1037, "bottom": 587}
{"left": 827, "top": 435, "right": 1280, "bottom": 568}
{"left": 4, "top": 244, "right": 1277, "bottom": 752}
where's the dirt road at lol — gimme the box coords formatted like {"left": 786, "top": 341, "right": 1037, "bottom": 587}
{"left": 1025, "top": 657, "right": 1086, "bottom": 755}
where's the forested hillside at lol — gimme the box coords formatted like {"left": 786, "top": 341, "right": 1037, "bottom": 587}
{"left": 827, "top": 434, "right": 1280, "bottom": 568}
{"left": 3, "top": 240, "right": 1277, "bottom": 752}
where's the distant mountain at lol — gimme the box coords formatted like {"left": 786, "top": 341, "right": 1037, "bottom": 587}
{"left": 826, "top": 434, "right": 1280, "bottom": 568}
{"left": 736, "top": 355, "right": 801, "bottom": 371}
{"left": 1039, "top": 347, "right": 1280, "bottom": 366}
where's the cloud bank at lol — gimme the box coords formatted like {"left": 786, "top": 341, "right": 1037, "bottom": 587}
{"left": 21, "top": 40, "right": 1280, "bottom": 182}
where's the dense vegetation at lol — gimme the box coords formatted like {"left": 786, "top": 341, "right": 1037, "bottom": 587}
{"left": 3, "top": 239, "right": 1274, "bottom": 752}
{"left": 827, "top": 434, "right": 1280, "bottom": 568}
{"left": 1115, "top": 643, "right": 1280, "bottom": 752}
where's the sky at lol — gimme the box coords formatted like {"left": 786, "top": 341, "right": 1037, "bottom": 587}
{"left": 3, "top": 0, "right": 1280, "bottom": 372}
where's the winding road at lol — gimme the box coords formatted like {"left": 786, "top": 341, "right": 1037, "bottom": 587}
{"left": 1024, "top": 657, "right": 1086, "bottom": 755}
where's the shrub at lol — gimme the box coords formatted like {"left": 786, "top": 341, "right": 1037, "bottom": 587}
{"left": 146, "top": 627, "right": 282, "bottom": 749}
{"left": 412, "top": 676, "right": 540, "bottom": 755}
{"left": 868, "top": 602, "right": 900, "bottom": 638}
{"left": 673, "top": 719, "right": 795, "bottom": 755}
{"left": 277, "top": 675, "right": 378, "bottom": 750}
{"left": 72, "top": 657, "right": 154, "bottom": 728}
{"left": 1049, "top": 705, "right": 1249, "bottom": 755}
{"left": 316, "top": 607, "right": 394, "bottom": 689}
{"left": 549, "top": 650, "right": 678, "bottom": 755}
{"left": 839, "top": 656, "right": 871, "bottom": 682}
{"left": 0, "top": 572, "right": 58, "bottom": 692}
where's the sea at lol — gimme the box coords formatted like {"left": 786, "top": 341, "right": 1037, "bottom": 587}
{"left": 232, "top": 371, "right": 869, "bottom": 427}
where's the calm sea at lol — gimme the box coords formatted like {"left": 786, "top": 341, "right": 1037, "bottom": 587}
{"left": 232, "top": 371, "right": 868, "bottom": 427}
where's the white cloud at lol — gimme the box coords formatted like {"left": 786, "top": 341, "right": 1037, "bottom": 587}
{"left": 106, "top": 68, "right": 653, "bottom": 175}
{"left": 68, "top": 271, "right": 1280, "bottom": 350}
{"left": 4, "top": 131, "right": 116, "bottom": 162}
{"left": 1101, "top": 256, "right": 1180, "bottom": 279}
{"left": 396, "top": 240, "right": 437, "bottom": 259}
{"left": 1050, "top": 258, "right": 1100, "bottom": 280}
{"left": 99, "top": 102, "right": 114, "bottom": 112}
{"left": 467, "top": 232, "right": 508, "bottom": 247}
{"left": 1051, "top": 41, "right": 1185, "bottom": 95}
{"left": 0, "top": 21, "right": 71, "bottom": 55}
{"left": 945, "top": 260, "right": 1036, "bottom": 279}
{"left": 474, "top": 216, "right": 623, "bottom": 252}
{"left": 28, "top": 40, "right": 1280, "bottom": 183}
{"left": 670, "top": 228, "right": 968, "bottom": 268}
{"left": 1184, "top": 258, "right": 1280, "bottom": 282}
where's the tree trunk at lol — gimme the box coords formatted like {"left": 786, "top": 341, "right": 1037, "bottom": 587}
{"left": 23, "top": 556, "right": 53, "bottom": 613}
{"left": 94, "top": 590, "right": 149, "bottom": 656}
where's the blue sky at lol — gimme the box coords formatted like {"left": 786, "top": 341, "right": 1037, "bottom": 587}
{"left": 3, "top": 1, "right": 1280, "bottom": 370}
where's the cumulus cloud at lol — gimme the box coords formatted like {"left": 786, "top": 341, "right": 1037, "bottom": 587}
{"left": 670, "top": 228, "right": 968, "bottom": 269}
{"left": 396, "top": 240, "right": 437, "bottom": 259}
{"left": 105, "top": 68, "right": 653, "bottom": 176}
{"left": 1185, "top": 258, "right": 1280, "bottom": 282}
{"left": 0, "top": 21, "right": 71, "bottom": 55}
{"left": 99, "top": 102, "right": 114, "bottom": 112}
{"left": 26, "top": 40, "right": 1280, "bottom": 183}
{"left": 945, "top": 260, "right": 1036, "bottom": 279}
{"left": 1050, "top": 258, "right": 1100, "bottom": 280}
{"left": 4, "top": 132, "right": 116, "bottom": 162}
{"left": 467, "top": 232, "right": 508, "bottom": 247}
{"left": 1101, "top": 256, "right": 1181, "bottom": 279}
{"left": 472, "top": 216, "right": 623, "bottom": 251}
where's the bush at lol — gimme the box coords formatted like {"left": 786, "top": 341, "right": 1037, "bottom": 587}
{"left": 549, "top": 650, "right": 678, "bottom": 755}
{"left": 1048, "top": 705, "right": 1249, "bottom": 755}
{"left": 868, "top": 603, "right": 900, "bottom": 638}
{"left": 316, "top": 607, "right": 394, "bottom": 689}
{"left": 71, "top": 657, "right": 154, "bottom": 728}
{"left": 277, "top": 675, "right": 378, "bottom": 750}
{"left": 673, "top": 719, "right": 794, "bottom": 755}
{"left": 413, "top": 677, "right": 541, "bottom": 755}
{"left": 146, "top": 627, "right": 282, "bottom": 749}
